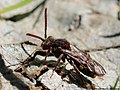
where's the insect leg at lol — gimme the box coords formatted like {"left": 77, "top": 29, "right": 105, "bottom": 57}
{"left": 44, "top": 47, "right": 52, "bottom": 61}
{"left": 21, "top": 41, "right": 37, "bottom": 46}
{"left": 29, "top": 49, "right": 54, "bottom": 61}
{"left": 50, "top": 53, "right": 64, "bottom": 78}
{"left": 21, "top": 41, "right": 37, "bottom": 57}
{"left": 69, "top": 60, "right": 81, "bottom": 76}
{"left": 58, "top": 48, "right": 84, "bottom": 78}
{"left": 67, "top": 59, "right": 95, "bottom": 89}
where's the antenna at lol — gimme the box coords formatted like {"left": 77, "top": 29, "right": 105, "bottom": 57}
{"left": 26, "top": 33, "right": 45, "bottom": 41}
{"left": 44, "top": 8, "right": 47, "bottom": 38}
{"left": 26, "top": 8, "right": 48, "bottom": 41}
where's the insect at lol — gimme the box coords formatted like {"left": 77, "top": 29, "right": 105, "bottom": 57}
{"left": 17, "top": 8, "right": 106, "bottom": 89}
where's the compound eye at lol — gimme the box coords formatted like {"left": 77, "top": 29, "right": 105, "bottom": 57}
{"left": 41, "top": 41, "right": 50, "bottom": 50}
{"left": 41, "top": 42, "right": 45, "bottom": 47}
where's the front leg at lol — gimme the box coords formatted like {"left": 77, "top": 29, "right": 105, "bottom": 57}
{"left": 21, "top": 41, "right": 37, "bottom": 57}
{"left": 31, "top": 48, "right": 53, "bottom": 60}
{"left": 44, "top": 47, "right": 53, "bottom": 61}
{"left": 15, "top": 48, "right": 53, "bottom": 72}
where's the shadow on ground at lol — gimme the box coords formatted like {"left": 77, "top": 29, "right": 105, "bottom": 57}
{"left": 0, "top": 54, "right": 30, "bottom": 90}
{"left": 16, "top": 57, "right": 95, "bottom": 89}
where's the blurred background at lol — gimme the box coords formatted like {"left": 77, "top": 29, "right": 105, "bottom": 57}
{"left": 0, "top": 0, "right": 120, "bottom": 49}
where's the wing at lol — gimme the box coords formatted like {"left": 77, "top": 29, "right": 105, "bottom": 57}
{"left": 63, "top": 45, "right": 106, "bottom": 78}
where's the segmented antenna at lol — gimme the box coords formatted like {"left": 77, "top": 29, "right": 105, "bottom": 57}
{"left": 26, "top": 33, "right": 45, "bottom": 41}
{"left": 45, "top": 8, "right": 47, "bottom": 38}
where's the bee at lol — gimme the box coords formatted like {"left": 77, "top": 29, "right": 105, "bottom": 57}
{"left": 16, "top": 8, "right": 106, "bottom": 89}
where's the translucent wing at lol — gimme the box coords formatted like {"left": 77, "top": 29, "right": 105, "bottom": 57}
{"left": 63, "top": 45, "right": 106, "bottom": 78}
